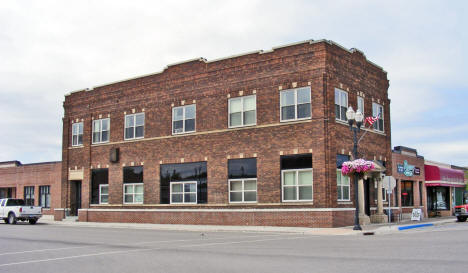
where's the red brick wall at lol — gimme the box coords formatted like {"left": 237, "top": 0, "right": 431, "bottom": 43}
{"left": 0, "top": 162, "right": 62, "bottom": 215}
{"left": 63, "top": 40, "right": 390, "bottom": 227}
{"left": 80, "top": 208, "right": 355, "bottom": 228}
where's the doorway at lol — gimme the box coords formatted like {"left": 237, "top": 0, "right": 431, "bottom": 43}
{"left": 70, "top": 181, "right": 82, "bottom": 216}
{"left": 364, "top": 178, "right": 371, "bottom": 216}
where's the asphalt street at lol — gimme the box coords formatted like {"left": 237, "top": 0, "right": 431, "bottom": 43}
{"left": 0, "top": 221, "right": 467, "bottom": 273}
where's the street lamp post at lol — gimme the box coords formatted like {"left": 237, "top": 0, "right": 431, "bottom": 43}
{"left": 346, "top": 106, "right": 364, "bottom": 231}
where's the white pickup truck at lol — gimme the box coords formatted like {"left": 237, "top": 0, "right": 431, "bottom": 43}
{"left": 0, "top": 198, "right": 42, "bottom": 224}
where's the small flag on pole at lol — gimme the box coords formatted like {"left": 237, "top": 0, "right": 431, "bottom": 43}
{"left": 365, "top": 115, "right": 379, "bottom": 126}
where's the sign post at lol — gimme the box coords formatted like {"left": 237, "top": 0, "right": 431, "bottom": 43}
{"left": 383, "top": 176, "right": 396, "bottom": 223}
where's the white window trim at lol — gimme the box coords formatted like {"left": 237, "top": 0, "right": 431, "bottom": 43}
{"left": 92, "top": 118, "right": 110, "bottom": 144}
{"left": 123, "top": 183, "right": 144, "bottom": 204}
{"left": 372, "top": 102, "right": 384, "bottom": 132}
{"left": 71, "top": 122, "right": 83, "bottom": 147}
{"left": 357, "top": 96, "right": 364, "bottom": 114}
{"left": 172, "top": 105, "right": 196, "bottom": 135}
{"left": 228, "top": 179, "right": 257, "bottom": 203}
{"left": 280, "top": 87, "right": 312, "bottom": 122}
{"left": 228, "top": 95, "right": 257, "bottom": 128}
{"left": 124, "top": 113, "right": 145, "bottom": 140}
{"left": 335, "top": 88, "right": 348, "bottom": 122}
{"left": 170, "top": 181, "right": 197, "bottom": 204}
{"left": 99, "top": 184, "right": 109, "bottom": 204}
{"left": 281, "top": 168, "right": 313, "bottom": 202}
{"left": 337, "top": 170, "right": 350, "bottom": 201}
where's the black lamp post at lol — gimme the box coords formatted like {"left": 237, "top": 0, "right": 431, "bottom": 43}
{"left": 346, "top": 106, "right": 364, "bottom": 231}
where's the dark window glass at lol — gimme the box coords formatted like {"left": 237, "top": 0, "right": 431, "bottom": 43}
{"left": 91, "top": 169, "right": 109, "bottom": 204}
{"left": 297, "top": 103, "right": 311, "bottom": 119}
{"left": 336, "top": 154, "right": 350, "bottom": 169}
{"left": 281, "top": 105, "right": 295, "bottom": 120}
{"left": 173, "top": 120, "right": 183, "bottom": 132}
{"left": 419, "top": 182, "right": 423, "bottom": 206}
{"left": 123, "top": 166, "right": 143, "bottom": 183}
{"left": 228, "top": 158, "right": 257, "bottom": 179}
{"left": 135, "top": 125, "right": 144, "bottom": 138}
{"left": 281, "top": 154, "right": 312, "bottom": 170}
{"left": 39, "top": 186, "right": 51, "bottom": 208}
{"left": 335, "top": 105, "right": 340, "bottom": 120}
{"left": 401, "top": 181, "right": 413, "bottom": 206}
{"left": 7, "top": 199, "right": 25, "bottom": 206}
{"left": 341, "top": 106, "right": 347, "bottom": 121}
{"left": 125, "top": 127, "right": 134, "bottom": 139}
{"left": 185, "top": 119, "right": 195, "bottom": 132}
{"left": 160, "top": 162, "right": 207, "bottom": 204}
{"left": 102, "top": 131, "right": 109, "bottom": 142}
{"left": 24, "top": 186, "right": 35, "bottom": 206}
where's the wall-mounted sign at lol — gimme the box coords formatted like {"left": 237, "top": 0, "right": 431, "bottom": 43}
{"left": 414, "top": 167, "right": 420, "bottom": 175}
{"left": 397, "top": 160, "right": 416, "bottom": 177}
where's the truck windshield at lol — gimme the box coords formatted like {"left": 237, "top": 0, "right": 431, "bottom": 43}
{"left": 6, "top": 199, "right": 25, "bottom": 206}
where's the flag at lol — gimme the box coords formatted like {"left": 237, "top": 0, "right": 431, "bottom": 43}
{"left": 365, "top": 115, "right": 379, "bottom": 126}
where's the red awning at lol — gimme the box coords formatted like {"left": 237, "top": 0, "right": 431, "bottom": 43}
{"left": 425, "top": 165, "right": 464, "bottom": 183}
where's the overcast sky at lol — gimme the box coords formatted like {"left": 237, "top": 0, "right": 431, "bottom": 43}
{"left": 1, "top": 0, "right": 467, "bottom": 166}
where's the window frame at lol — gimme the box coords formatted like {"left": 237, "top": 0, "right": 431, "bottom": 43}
{"left": 372, "top": 102, "right": 384, "bottom": 132}
{"left": 124, "top": 113, "right": 145, "bottom": 140}
{"left": 170, "top": 181, "right": 197, "bottom": 204}
{"left": 92, "top": 118, "right": 110, "bottom": 144}
{"left": 334, "top": 88, "right": 349, "bottom": 122}
{"left": 281, "top": 168, "right": 313, "bottom": 202}
{"left": 357, "top": 96, "right": 364, "bottom": 114}
{"left": 228, "top": 95, "right": 257, "bottom": 128}
{"left": 71, "top": 122, "right": 83, "bottom": 146}
{"left": 336, "top": 170, "right": 350, "bottom": 201}
{"left": 123, "top": 183, "right": 144, "bottom": 204}
{"left": 99, "top": 184, "right": 109, "bottom": 204}
{"left": 172, "top": 104, "right": 196, "bottom": 135}
{"left": 24, "top": 186, "right": 35, "bottom": 206}
{"left": 39, "top": 185, "right": 51, "bottom": 208}
{"left": 228, "top": 179, "right": 257, "bottom": 203}
{"left": 280, "top": 87, "right": 312, "bottom": 122}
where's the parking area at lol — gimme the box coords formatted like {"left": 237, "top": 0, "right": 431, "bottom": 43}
{"left": 1, "top": 221, "right": 468, "bottom": 273}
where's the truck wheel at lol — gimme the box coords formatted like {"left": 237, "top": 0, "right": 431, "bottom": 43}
{"left": 8, "top": 213, "right": 17, "bottom": 225}
{"left": 29, "top": 219, "right": 37, "bottom": 225}
{"left": 457, "top": 216, "right": 467, "bottom": 222}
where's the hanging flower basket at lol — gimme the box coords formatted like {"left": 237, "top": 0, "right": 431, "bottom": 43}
{"left": 341, "top": 159, "right": 375, "bottom": 177}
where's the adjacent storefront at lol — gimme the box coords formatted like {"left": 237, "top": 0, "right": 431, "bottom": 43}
{"left": 425, "top": 164, "right": 465, "bottom": 217}
{"left": 392, "top": 146, "right": 426, "bottom": 219}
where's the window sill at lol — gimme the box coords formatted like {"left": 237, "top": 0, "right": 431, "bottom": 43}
{"left": 280, "top": 117, "right": 311, "bottom": 123}
{"left": 337, "top": 201, "right": 352, "bottom": 205}
{"left": 228, "top": 124, "right": 257, "bottom": 129}
{"left": 70, "top": 145, "right": 84, "bottom": 149}
{"left": 335, "top": 120, "right": 386, "bottom": 136}
{"left": 172, "top": 131, "right": 196, "bottom": 136}
{"left": 91, "top": 141, "right": 110, "bottom": 146}
{"left": 282, "top": 200, "right": 314, "bottom": 204}
{"left": 124, "top": 137, "right": 144, "bottom": 141}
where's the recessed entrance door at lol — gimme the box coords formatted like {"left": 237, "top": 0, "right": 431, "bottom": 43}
{"left": 364, "top": 179, "right": 371, "bottom": 216}
{"left": 70, "top": 181, "right": 82, "bottom": 216}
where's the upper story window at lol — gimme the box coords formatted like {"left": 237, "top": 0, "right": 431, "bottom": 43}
{"left": 229, "top": 95, "right": 256, "bottom": 128}
{"left": 125, "top": 113, "right": 144, "bottom": 140}
{"left": 372, "top": 103, "right": 384, "bottom": 132}
{"left": 357, "top": 96, "right": 364, "bottom": 114}
{"left": 335, "top": 88, "right": 348, "bottom": 122}
{"left": 280, "top": 87, "right": 311, "bottom": 122}
{"left": 72, "top": 122, "right": 83, "bottom": 146}
{"left": 173, "top": 104, "right": 196, "bottom": 134}
{"left": 92, "top": 118, "right": 110, "bottom": 144}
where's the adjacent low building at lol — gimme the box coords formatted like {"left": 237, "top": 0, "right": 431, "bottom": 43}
{"left": 391, "top": 146, "right": 426, "bottom": 219}
{"left": 0, "top": 161, "right": 61, "bottom": 215}
{"left": 425, "top": 160, "right": 465, "bottom": 217}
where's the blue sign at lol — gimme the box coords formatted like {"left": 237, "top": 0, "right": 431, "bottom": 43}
{"left": 397, "top": 160, "right": 415, "bottom": 177}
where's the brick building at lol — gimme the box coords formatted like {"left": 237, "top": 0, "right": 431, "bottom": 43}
{"left": 391, "top": 146, "right": 427, "bottom": 220}
{"left": 58, "top": 40, "right": 392, "bottom": 227}
{"left": 0, "top": 161, "right": 61, "bottom": 215}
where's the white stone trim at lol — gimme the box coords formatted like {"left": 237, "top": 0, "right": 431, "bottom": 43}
{"left": 81, "top": 208, "right": 355, "bottom": 212}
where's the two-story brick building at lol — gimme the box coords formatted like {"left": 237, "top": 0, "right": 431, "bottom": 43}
{"left": 57, "top": 39, "right": 392, "bottom": 227}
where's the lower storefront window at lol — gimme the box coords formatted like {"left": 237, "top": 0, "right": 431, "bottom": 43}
{"left": 428, "top": 187, "right": 449, "bottom": 210}
{"left": 401, "top": 181, "right": 413, "bottom": 206}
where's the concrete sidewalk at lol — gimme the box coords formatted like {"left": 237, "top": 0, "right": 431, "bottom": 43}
{"left": 37, "top": 216, "right": 457, "bottom": 236}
